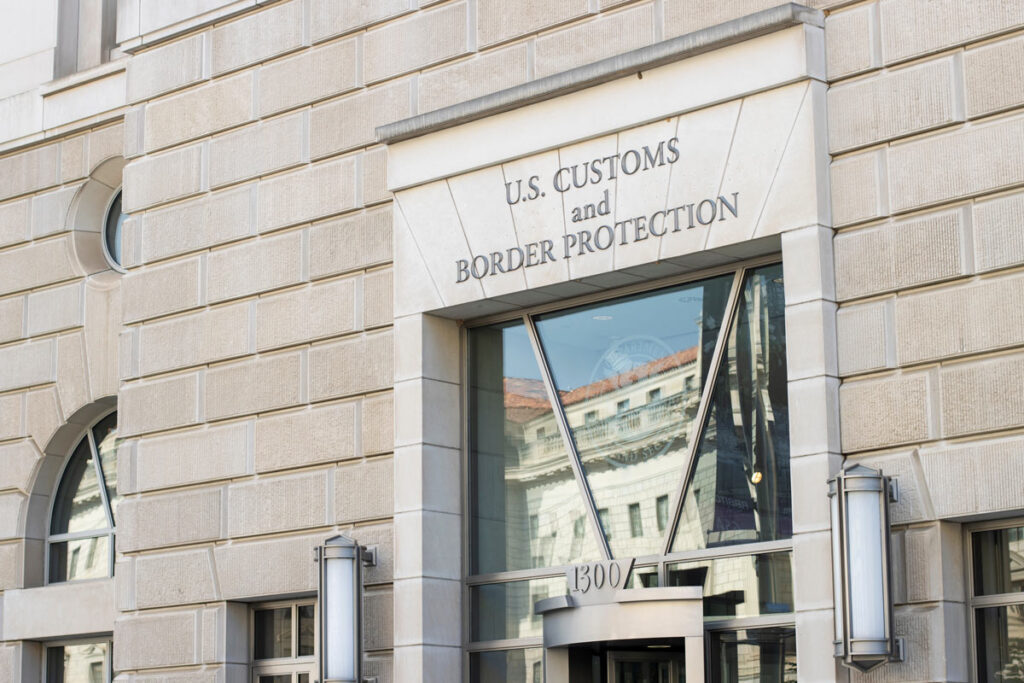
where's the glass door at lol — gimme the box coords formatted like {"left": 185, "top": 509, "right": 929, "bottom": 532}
{"left": 608, "top": 651, "right": 686, "bottom": 683}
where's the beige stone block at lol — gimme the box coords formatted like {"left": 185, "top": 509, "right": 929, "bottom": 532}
{"left": 310, "top": 0, "right": 409, "bottom": 42}
{"left": 0, "top": 441, "right": 39, "bottom": 494}
{"left": 363, "top": 269, "right": 393, "bottom": 329}
{"left": 60, "top": 135, "right": 87, "bottom": 183}
{"left": 257, "top": 157, "right": 358, "bottom": 232}
{"left": 135, "top": 549, "right": 218, "bottom": 608}
{"left": 0, "top": 197, "right": 30, "bottom": 248}
{"left": 851, "top": 450, "right": 933, "bottom": 524}
{"left": 309, "top": 207, "right": 392, "bottom": 280}
{"left": 392, "top": 577, "right": 460, "bottom": 647}
{"left": 393, "top": 511, "right": 460, "bottom": 581}
{"left": 848, "top": 603, "right": 967, "bottom": 683}
{"left": 310, "top": 82, "right": 411, "bottom": 159}
{"left": 793, "top": 610, "right": 842, "bottom": 681}
{"left": 826, "top": 4, "right": 879, "bottom": 80}
{"left": 0, "top": 541, "right": 21, "bottom": 590}
{"left": 0, "top": 339, "right": 55, "bottom": 393}
{"left": 205, "top": 351, "right": 303, "bottom": 421}
{"left": 26, "top": 282, "right": 83, "bottom": 336}
{"left": 227, "top": 470, "right": 328, "bottom": 537}
{"left": 419, "top": 44, "right": 529, "bottom": 113}
{"left": 336, "top": 457, "right": 393, "bottom": 523}
{"left": 139, "top": 302, "right": 250, "bottom": 376}
{"left": 792, "top": 531, "right": 834, "bottom": 611}
{"left": 903, "top": 523, "right": 964, "bottom": 604}
{"left": 119, "top": 487, "right": 222, "bottom": 552}
{"left": 25, "top": 388, "right": 61, "bottom": 454}
{"left": 211, "top": 0, "right": 304, "bottom": 76}
{"left": 393, "top": 314, "right": 460, "bottom": 384}
{"left": 535, "top": 4, "right": 654, "bottom": 79}
{"left": 836, "top": 300, "right": 889, "bottom": 376}
{"left": 310, "top": 332, "right": 392, "bottom": 401}
{"left": 362, "top": 393, "right": 393, "bottom": 456}
{"left": 784, "top": 300, "right": 838, "bottom": 381}
{"left": 974, "top": 190, "right": 1024, "bottom": 273}
{"left": 361, "top": 147, "right": 389, "bottom": 207}
{"left": 215, "top": 533, "right": 321, "bottom": 599}
{"left": 393, "top": 445, "right": 459, "bottom": 515}
{"left": 789, "top": 452, "right": 842, "bottom": 534}
{"left": 143, "top": 73, "right": 253, "bottom": 152}
{"left": 256, "top": 278, "right": 357, "bottom": 351}
{"left": 209, "top": 112, "right": 305, "bottom": 188}
{"left": 897, "top": 274, "right": 1024, "bottom": 366}
{"left": 889, "top": 114, "right": 1024, "bottom": 214}
{"left": 113, "top": 610, "right": 197, "bottom": 670}
{"left": 965, "top": 33, "right": 1024, "bottom": 118}
{"left": 0, "top": 295, "right": 24, "bottom": 343}
{"left": 257, "top": 38, "right": 359, "bottom": 117}
{"left": 255, "top": 401, "right": 357, "bottom": 472}
{"left": 786, "top": 375, "right": 841, "bottom": 457}
{"left": 119, "top": 372, "right": 200, "bottom": 437}
{"left": 88, "top": 123, "right": 124, "bottom": 171}
{"left": 207, "top": 230, "right": 304, "bottom": 303}
{"left": 29, "top": 185, "right": 77, "bottom": 238}
{"left": 829, "top": 57, "right": 960, "bottom": 153}
{"left": 82, "top": 284, "right": 120, "bottom": 404}
{"left": 136, "top": 421, "right": 250, "bottom": 492}
{"left": 364, "top": 589, "right": 394, "bottom": 651}
{"left": 124, "top": 105, "right": 144, "bottom": 159}
{"left": 478, "top": 0, "right": 588, "bottom": 47}
{"left": 940, "top": 352, "right": 1024, "bottom": 438}
{"left": 834, "top": 209, "right": 963, "bottom": 300}
{"left": 830, "top": 149, "right": 886, "bottom": 226}
{"left": 363, "top": 3, "right": 468, "bottom": 83}
{"left": 0, "top": 144, "right": 59, "bottom": 202}
{"left": 142, "top": 185, "right": 252, "bottom": 263}
{"left": 394, "top": 378, "right": 459, "bottom": 449}
{"left": 0, "top": 236, "right": 78, "bottom": 296}
{"left": 840, "top": 372, "right": 931, "bottom": 452}
{"left": 122, "top": 256, "right": 202, "bottom": 323}
{"left": 128, "top": 33, "right": 206, "bottom": 103}
{"left": 879, "top": 0, "right": 1024, "bottom": 64}
{"left": 0, "top": 394, "right": 22, "bottom": 441}
{"left": 920, "top": 433, "right": 1024, "bottom": 518}
{"left": 123, "top": 144, "right": 204, "bottom": 212}
{"left": 0, "top": 492, "right": 25, "bottom": 539}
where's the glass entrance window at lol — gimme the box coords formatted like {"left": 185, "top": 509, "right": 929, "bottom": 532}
{"left": 466, "top": 264, "right": 793, "bottom": 681}
{"left": 969, "top": 522, "right": 1024, "bottom": 682}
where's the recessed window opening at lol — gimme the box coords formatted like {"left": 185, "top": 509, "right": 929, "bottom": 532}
{"left": 44, "top": 639, "right": 112, "bottom": 683}
{"left": 102, "top": 189, "right": 125, "bottom": 270}
{"left": 252, "top": 600, "right": 317, "bottom": 683}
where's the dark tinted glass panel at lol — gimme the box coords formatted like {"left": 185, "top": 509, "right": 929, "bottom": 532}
{"left": 49, "top": 536, "right": 110, "bottom": 583}
{"left": 534, "top": 276, "right": 732, "bottom": 558}
{"left": 254, "top": 607, "right": 292, "bottom": 659}
{"left": 708, "top": 627, "right": 797, "bottom": 683}
{"left": 92, "top": 413, "right": 119, "bottom": 520}
{"left": 105, "top": 191, "right": 124, "bottom": 266}
{"left": 471, "top": 577, "right": 564, "bottom": 642}
{"left": 470, "top": 648, "right": 544, "bottom": 683}
{"left": 973, "top": 526, "right": 1024, "bottom": 596}
{"left": 668, "top": 551, "right": 793, "bottom": 618}
{"left": 976, "top": 605, "right": 1024, "bottom": 682}
{"left": 626, "top": 565, "right": 659, "bottom": 588}
{"left": 256, "top": 676, "right": 291, "bottom": 683}
{"left": 673, "top": 265, "right": 790, "bottom": 551}
{"left": 46, "top": 643, "right": 107, "bottom": 683}
{"left": 51, "top": 439, "right": 108, "bottom": 535}
{"left": 469, "top": 321, "right": 601, "bottom": 574}
{"left": 298, "top": 604, "right": 315, "bottom": 656}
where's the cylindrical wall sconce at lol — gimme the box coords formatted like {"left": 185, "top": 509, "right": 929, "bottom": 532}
{"left": 828, "top": 464, "right": 904, "bottom": 672}
{"left": 318, "top": 535, "right": 377, "bottom": 683}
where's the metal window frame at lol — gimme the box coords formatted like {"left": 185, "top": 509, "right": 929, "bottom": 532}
{"left": 45, "top": 408, "right": 118, "bottom": 586}
{"left": 250, "top": 599, "right": 318, "bottom": 683}
{"left": 41, "top": 637, "right": 113, "bottom": 683}
{"left": 964, "top": 517, "right": 1024, "bottom": 683}
{"left": 460, "top": 258, "right": 796, "bottom": 674}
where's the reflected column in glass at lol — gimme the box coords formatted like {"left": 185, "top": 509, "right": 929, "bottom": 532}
{"left": 469, "top": 322, "right": 602, "bottom": 574}
{"left": 976, "top": 605, "right": 1024, "bottom": 682}
{"left": 667, "top": 551, "right": 793, "bottom": 618}
{"left": 534, "top": 276, "right": 733, "bottom": 558}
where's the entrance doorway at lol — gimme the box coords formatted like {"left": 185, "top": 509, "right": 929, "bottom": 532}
{"left": 608, "top": 650, "right": 686, "bottom": 683}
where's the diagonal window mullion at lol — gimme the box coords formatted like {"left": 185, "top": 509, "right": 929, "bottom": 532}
{"left": 522, "top": 313, "right": 613, "bottom": 561}
{"left": 87, "top": 427, "right": 115, "bottom": 530}
{"left": 661, "top": 268, "right": 747, "bottom": 556}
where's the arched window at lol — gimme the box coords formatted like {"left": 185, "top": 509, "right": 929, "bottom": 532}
{"left": 47, "top": 411, "right": 119, "bottom": 584}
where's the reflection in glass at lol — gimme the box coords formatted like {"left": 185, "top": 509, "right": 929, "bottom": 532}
{"left": 45, "top": 642, "right": 108, "bottom": 683}
{"left": 469, "top": 322, "right": 602, "bottom": 574}
{"left": 298, "top": 604, "right": 315, "bottom": 656}
{"left": 93, "top": 413, "right": 120, "bottom": 519}
{"left": 49, "top": 536, "right": 110, "bottom": 583}
{"left": 471, "top": 577, "right": 565, "bottom": 642}
{"left": 708, "top": 627, "right": 797, "bottom": 683}
{"left": 673, "top": 265, "right": 790, "bottom": 552}
{"left": 470, "top": 648, "right": 544, "bottom": 683}
{"left": 51, "top": 440, "right": 107, "bottom": 535}
{"left": 257, "top": 676, "right": 291, "bottom": 683}
{"left": 534, "top": 276, "right": 732, "bottom": 558}
{"left": 298, "top": 674, "right": 310, "bottom": 683}
{"left": 976, "top": 605, "right": 1024, "bottom": 682}
{"left": 667, "top": 551, "right": 793, "bottom": 618}
{"left": 627, "top": 565, "right": 660, "bottom": 588}
{"left": 254, "top": 607, "right": 292, "bottom": 659}
{"left": 973, "top": 527, "right": 1024, "bottom": 596}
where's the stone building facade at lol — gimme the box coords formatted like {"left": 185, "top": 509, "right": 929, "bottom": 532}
{"left": 0, "top": 1, "right": 1023, "bottom": 682}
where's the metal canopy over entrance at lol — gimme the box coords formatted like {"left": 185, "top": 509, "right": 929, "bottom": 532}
{"left": 536, "top": 586, "right": 705, "bottom": 682}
